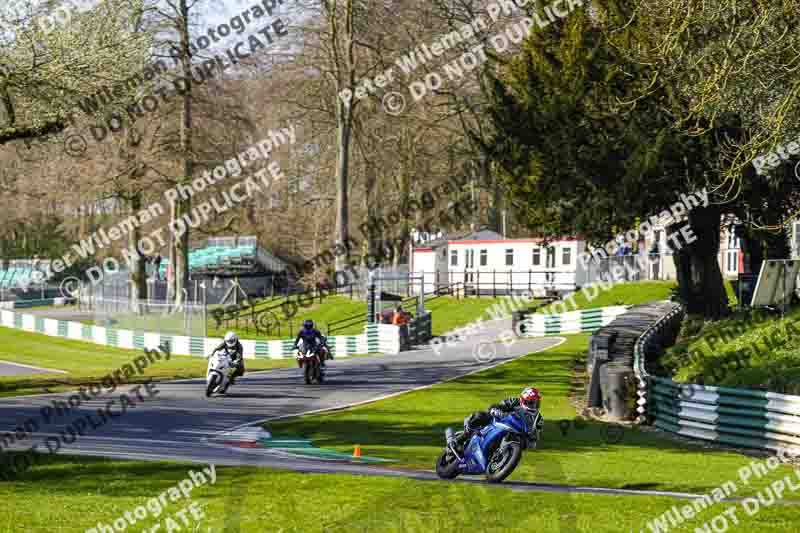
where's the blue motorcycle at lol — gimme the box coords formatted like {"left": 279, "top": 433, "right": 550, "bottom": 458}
{"left": 436, "top": 407, "right": 543, "bottom": 483}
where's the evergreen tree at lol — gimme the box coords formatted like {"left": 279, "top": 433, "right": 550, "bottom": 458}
{"left": 481, "top": 8, "right": 731, "bottom": 318}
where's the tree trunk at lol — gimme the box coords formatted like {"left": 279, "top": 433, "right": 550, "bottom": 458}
{"left": 738, "top": 226, "right": 764, "bottom": 275}
{"left": 172, "top": 0, "right": 194, "bottom": 311}
{"left": 363, "top": 157, "right": 377, "bottom": 262}
{"left": 334, "top": 99, "right": 352, "bottom": 273}
{"left": 167, "top": 198, "right": 177, "bottom": 303}
{"left": 128, "top": 193, "right": 146, "bottom": 314}
{"left": 394, "top": 135, "right": 412, "bottom": 268}
{"left": 672, "top": 207, "right": 729, "bottom": 319}
{"left": 173, "top": 197, "right": 191, "bottom": 309}
{"left": 486, "top": 156, "right": 501, "bottom": 234}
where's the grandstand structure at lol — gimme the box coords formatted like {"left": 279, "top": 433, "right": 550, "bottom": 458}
{"left": 0, "top": 259, "right": 59, "bottom": 301}
{"left": 157, "top": 236, "right": 288, "bottom": 279}
{"left": 0, "top": 262, "right": 38, "bottom": 289}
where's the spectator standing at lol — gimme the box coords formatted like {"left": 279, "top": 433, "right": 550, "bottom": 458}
{"left": 392, "top": 304, "right": 410, "bottom": 349}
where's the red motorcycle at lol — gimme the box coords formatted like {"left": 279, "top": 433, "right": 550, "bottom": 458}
{"left": 296, "top": 338, "right": 324, "bottom": 385}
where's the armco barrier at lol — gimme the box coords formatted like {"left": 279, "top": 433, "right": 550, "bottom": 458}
{"left": 518, "top": 305, "right": 630, "bottom": 337}
{"left": 0, "top": 308, "right": 401, "bottom": 359}
{"left": 633, "top": 303, "right": 800, "bottom": 455}
{"left": 0, "top": 297, "right": 71, "bottom": 310}
{"left": 588, "top": 301, "right": 679, "bottom": 418}
{"left": 647, "top": 376, "right": 800, "bottom": 455}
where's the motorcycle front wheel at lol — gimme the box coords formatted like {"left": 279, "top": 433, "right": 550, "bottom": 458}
{"left": 304, "top": 363, "right": 312, "bottom": 384}
{"left": 206, "top": 374, "right": 219, "bottom": 397}
{"left": 435, "top": 450, "right": 460, "bottom": 480}
{"left": 485, "top": 441, "right": 522, "bottom": 483}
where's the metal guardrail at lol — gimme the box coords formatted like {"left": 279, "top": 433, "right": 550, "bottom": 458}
{"left": 633, "top": 303, "right": 800, "bottom": 455}
{"left": 632, "top": 303, "right": 685, "bottom": 423}
{"left": 585, "top": 301, "right": 680, "bottom": 419}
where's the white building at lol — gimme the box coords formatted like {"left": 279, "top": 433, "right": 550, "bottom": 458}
{"left": 792, "top": 220, "right": 800, "bottom": 259}
{"left": 410, "top": 229, "right": 588, "bottom": 295}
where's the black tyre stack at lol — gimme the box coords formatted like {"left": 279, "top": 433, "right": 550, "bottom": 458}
{"left": 588, "top": 301, "right": 682, "bottom": 419}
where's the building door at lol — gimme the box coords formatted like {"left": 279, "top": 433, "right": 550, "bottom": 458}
{"left": 545, "top": 247, "right": 556, "bottom": 284}
{"left": 725, "top": 230, "right": 740, "bottom": 276}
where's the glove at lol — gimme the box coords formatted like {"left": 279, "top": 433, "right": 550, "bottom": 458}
{"left": 490, "top": 408, "right": 504, "bottom": 419}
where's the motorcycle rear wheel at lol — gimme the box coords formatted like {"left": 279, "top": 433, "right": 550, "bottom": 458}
{"left": 485, "top": 442, "right": 522, "bottom": 483}
{"left": 435, "top": 450, "right": 460, "bottom": 479}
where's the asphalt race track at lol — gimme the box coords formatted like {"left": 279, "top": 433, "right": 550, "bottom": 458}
{"left": 0, "top": 318, "right": 759, "bottom": 501}
{"left": 0, "top": 360, "right": 66, "bottom": 376}
{"left": 0, "top": 318, "right": 553, "bottom": 465}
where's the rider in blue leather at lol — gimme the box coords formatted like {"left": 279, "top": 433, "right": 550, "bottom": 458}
{"left": 294, "top": 320, "right": 329, "bottom": 365}
{"left": 456, "top": 387, "right": 542, "bottom": 447}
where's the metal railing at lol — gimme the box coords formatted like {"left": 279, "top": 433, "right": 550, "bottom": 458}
{"left": 412, "top": 270, "right": 576, "bottom": 296}
{"left": 634, "top": 305, "right": 800, "bottom": 454}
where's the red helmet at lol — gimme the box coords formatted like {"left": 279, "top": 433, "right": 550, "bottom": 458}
{"left": 520, "top": 387, "right": 541, "bottom": 410}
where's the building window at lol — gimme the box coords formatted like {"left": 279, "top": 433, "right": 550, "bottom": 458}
{"left": 505, "top": 249, "right": 514, "bottom": 266}
{"left": 532, "top": 248, "right": 541, "bottom": 266}
{"left": 450, "top": 250, "right": 457, "bottom": 266}
{"left": 795, "top": 223, "right": 800, "bottom": 247}
{"left": 727, "top": 229, "right": 740, "bottom": 250}
{"left": 466, "top": 249, "right": 474, "bottom": 268}
{"left": 480, "top": 249, "right": 488, "bottom": 266}
{"left": 651, "top": 230, "right": 662, "bottom": 255}
{"left": 562, "top": 247, "right": 571, "bottom": 266}
{"left": 546, "top": 247, "right": 556, "bottom": 268}
{"left": 727, "top": 250, "right": 738, "bottom": 273}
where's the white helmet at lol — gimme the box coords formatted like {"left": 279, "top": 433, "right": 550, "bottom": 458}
{"left": 224, "top": 331, "right": 239, "bottom": 347}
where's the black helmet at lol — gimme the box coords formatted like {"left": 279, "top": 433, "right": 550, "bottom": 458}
{"left": 303, "top": 319, "right": 314, "bottom": 330}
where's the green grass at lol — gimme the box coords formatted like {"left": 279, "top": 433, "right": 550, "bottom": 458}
{"left": 3, "top": 333, "right": 800, "bottom": 531}
{"left": 0, "top": 326, "right": 296, "bottom": 397}
{"left": 209, "top": 295, "right": 524, "bottom": 340}
{"left": 2, "top": 455, "right": 798, "bottom": 532}
{"left": 268, "top": 334, "right": 800, "bottom": 499}
{"left": 72, "top": 294, "right": 541, "bottom": 341}
{"left": 422, "top": 296, "right": 539, "bottom": 337}
{"left": 661, "top": 306, "right": 800, "bottom": 393}
{"left": 725, "top": 278, "right": 739, "bottom": 308}
{"left": 537, "top": 281, "right": 676, "bottom": 314}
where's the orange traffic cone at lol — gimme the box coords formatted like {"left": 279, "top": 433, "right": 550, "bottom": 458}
{"left": 353, "top": 445, "right": 362, "bottom": 458}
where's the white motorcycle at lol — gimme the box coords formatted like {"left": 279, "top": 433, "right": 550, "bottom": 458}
{"left": 206, "top": 350, "right": 234, "bottom": 397}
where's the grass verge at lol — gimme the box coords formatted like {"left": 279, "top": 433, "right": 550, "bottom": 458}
{"left": 661, "top": 306, "right": 800, "bottom": 393}
{"left": 2, "top": 334, "right": 799, "bottom": 531}
{"left": 0, "top": 458, "right": 800, "bottom": 533}
{"left": 267, "top": 334, "right": 800, "bottom": 499}
{"left": 0, "top": 326, "right": 305, "bottom": 397}
{"left": 537, "top": 281, "right": 677, "bottom": 314}
{"left": 1, "top": 455, "right": 798, "bottom": 532}
{"left": 78, "top": 295, "right": 523, "bottom": 341}
{"left": 210, "top": 295, "right": 526, "bottom": 340}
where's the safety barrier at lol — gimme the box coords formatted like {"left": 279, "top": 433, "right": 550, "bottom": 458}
{"left": 408, "top": 311, "right": 432, "bottom": 344}
{"left": 0, "top": 308, "right": 400, "bottom": 359}
{"left": 647, "top": 377, "right": 800, "bottom": 455}
{"left": 0, "top": 297, "right": 71, "bottom": 310}
{"left": 634, "top": 304, "right": 800, "bottom": 455}
{"left": 518, "top": 305, "right": 630, "bottom": 337}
